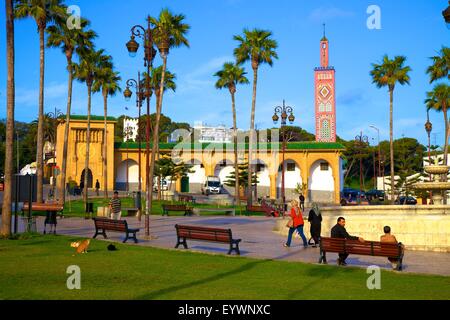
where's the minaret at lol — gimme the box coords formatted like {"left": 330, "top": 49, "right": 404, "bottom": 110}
{"left": 315, "top": 24, "right": 336, "bottom": 142}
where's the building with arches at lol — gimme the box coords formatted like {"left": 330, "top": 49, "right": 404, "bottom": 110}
{"left": 55, "top": 116, "right": 345, "bottom": 204}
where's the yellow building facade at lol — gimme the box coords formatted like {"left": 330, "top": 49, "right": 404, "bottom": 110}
{"left": 57, "top": 117, "right": 345, "bottom": 204}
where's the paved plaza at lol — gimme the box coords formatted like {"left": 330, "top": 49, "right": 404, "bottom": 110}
{"left": 19, "top": 215, "right": 450, "bottom": 277}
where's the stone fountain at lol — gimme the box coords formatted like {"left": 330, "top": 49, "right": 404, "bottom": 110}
{"left": 413, "top": 165, "right": 450, "bottom": 205}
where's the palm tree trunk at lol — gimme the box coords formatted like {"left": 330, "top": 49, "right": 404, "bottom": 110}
{"left": 59, "top": 57, "right": 73, "bottom": 205}
{"left": 147, "top": 56, "right": 167, "bottom": 229}
{"left": 443, "top": 104, "right": 449, "bottom": 204}
{"left": 1, "top": 0, "right": 15, "bottom": 237}
{"left": 231, "top": 91, "right": 240, "bottom": 208}
{"left": 389, "top": 89, "right": 395, "bottom": 204}
{"left": 36, "top": 26, "right": 46, "bottom": 203}
{"left": 84, "top": 85, "right": 92, "bottom": 207}
{"left": 247, "top": 66, "right": 258, "bottom": 207}
{"left": 103, "top": 92, "right": 108, "bottom": 199}
{"left": 443, "top": 105, "right": 448, "bottom": 166}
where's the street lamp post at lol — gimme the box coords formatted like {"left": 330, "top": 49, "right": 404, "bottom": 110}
{"left": 124, "top": 73, "right": 144, "bottom": 217}
{"left": 272, "top": 100, "right": 295, "bottom": 205}
{"left": 355, "top": 131, "right": 369, "bottom": 204}
{"left": 425, "top": 110, "right": 433, "bottom": 202}
{"left": 48, "top": 107, "right": 63, "bottom": 200}
{"left": 126, "top": 18, "right": 157, "bottom": 238}
{"left": 369, "top": 125, "right": 381, "bottom": 191}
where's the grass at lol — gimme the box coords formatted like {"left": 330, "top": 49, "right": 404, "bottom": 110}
{"left": 25, "top": 198, "right": 264, "bottom": 218}
{"left": 0, "top": 234, "right": 449, "bottom": 300}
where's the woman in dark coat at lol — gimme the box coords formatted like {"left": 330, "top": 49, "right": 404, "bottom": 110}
{"left": 308, "top": 203, "right": 322, "bottom": 247}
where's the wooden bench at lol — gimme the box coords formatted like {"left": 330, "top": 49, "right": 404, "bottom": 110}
{"left": 178, "top": 195, "right": 196, "bottom": 204}
{"left": 246, "top": 205, "right": 267, "bottom": 214}
{"left": 319, "top": 237, "right": 405, "bottom": 271}
{"left": 162, "top": 204, "right": 193, "bottom": 216}
{"left": 122, "top": 207, "right": 139, "bottom": 217}
{"left": 92, "top": 217, "right": 140, "bottom": 243}
{"left": 192, "top": 207, "right": 235, "bottom": 216}
{"left": 22, "top": 202, "right": 64, "bottom": 234}
{"left": 175, "top": 224, "right": 242, "bottom": 255}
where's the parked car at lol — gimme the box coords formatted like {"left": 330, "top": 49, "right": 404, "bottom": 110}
{"left": 395, "top": 196, "right": 417, "bottom": 205}
{"left": 201, "top": 176, "right": 222, "bottom": 195}
{"left": 341, "top": 188, "right": 368, "bottom": 205}
{"left": 365, "top": 189, "right": 385, "bottom": 201}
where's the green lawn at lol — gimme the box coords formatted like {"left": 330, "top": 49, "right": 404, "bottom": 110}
{"left": 54, "top": 198, "right": 262, "bottom": 217}
{"left": 0, "top": 234, "right": 448, "bottom": 300}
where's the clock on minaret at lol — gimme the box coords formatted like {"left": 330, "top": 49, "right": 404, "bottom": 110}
{"left": 315, "top": 28, "right": 336, "bottom": 143}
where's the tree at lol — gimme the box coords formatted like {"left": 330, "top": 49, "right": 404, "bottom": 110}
{"left": 2, "top": 0, "right": 15, "bottom": 237}
{"left": 74, "top": 48, "right": 110, "bottom": 207}
{"left": 425, "top": 84, "right": 450, "bottom": 166}
{"left": 224, "top": 162, "right": 259, "bottom": 197}
{"left": 93, "top": 62, "right": 121, "bottom": 199}
{"left": 427, "top": 46, "right": 450, "bottom": 83}
{"left": 214, "top": 62, "right": 249, "bottom": 206}
{"left": 370, "top": 55, "right": 411, "bottom": 203}
{"left": 47, "top": 12, "right": 96, "bottom": 205}
{"left": 15, "top": 0, "right": 65, "bottom": 203}
{"left": 148, "top": 8, "right": 190, "bottom": 225}
{"left": 233, "top": 28, "right": 278, "bottom": 207}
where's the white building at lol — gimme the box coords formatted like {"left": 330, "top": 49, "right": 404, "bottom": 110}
{"left": 123, "top": 118, "right": 139, "bottom": 142}
{"left": 193, "top": 121, "right": 233, "bottom": 143}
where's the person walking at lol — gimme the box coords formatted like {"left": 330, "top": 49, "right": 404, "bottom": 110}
{"left": 380, "top": 226, "right": 405, "bottom": 270}
{"left": 95, "top": 179, "right": 100, "bottom": 196}
{"left": 109, "top": 191, "right": 122, "bottom": 220}
{"left": 308, "top": 203, "right": 322, "bottom": 247}
{"left": 331, "top": 217, "right": 365, "bottom": 265}
{"left": 284, "top": 200, "right": 308, "bottom": 248}
{"left": 299, "top": 193, "right": 305, "bottom": 212}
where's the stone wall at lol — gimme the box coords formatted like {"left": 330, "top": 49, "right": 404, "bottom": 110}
{"left": 274, "top": 205, "right": 450, "bottom": 252}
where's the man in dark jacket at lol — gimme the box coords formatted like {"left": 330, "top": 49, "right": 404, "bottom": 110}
{"left": 331, "top": 217, "right": 365, "bottom": 266}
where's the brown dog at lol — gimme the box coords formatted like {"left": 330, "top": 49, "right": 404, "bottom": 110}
{"left": 70, "top": 239, "right": 91, "bottom": 254}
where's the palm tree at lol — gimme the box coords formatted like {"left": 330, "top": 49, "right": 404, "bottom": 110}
{"left": 370, "top": 55, "right": 411, "bottom": 203}
{"left": 46, "top": 13, "right": 96, "bottom": 205}
{"left": 93, "top": 63, "right": 121, "bottom": 199}
{"left": 149, "top": 9, "right": 189, "bottom": 220}
{"left": 146, "top": 66, "right": 176, "bottom": 200}
{"left": 2, "top": 0, "right": 15, "bottom": 237}
{"left": 233, "top": 28, "right": 278, "bottom": 207}
{"left": 214, "top": 62, "right": 249, "bottom": 207}
{"left": 425, "top": 84, "right": 450, "bottom": 165}
{"left": 427, "top": 46, "right": 450, "bottom": 83}
{"left": 15, "top": 0, "right": 65, "bottom": 203}
{"left": 74, "top": 49, "right": 110, "bottom": 207}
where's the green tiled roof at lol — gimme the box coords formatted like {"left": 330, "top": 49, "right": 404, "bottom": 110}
{"left": 114, "top": 141, "right": 344, "bottom": 151}
{"left": 69, "top": 115, "right": 117, "bottom": 122}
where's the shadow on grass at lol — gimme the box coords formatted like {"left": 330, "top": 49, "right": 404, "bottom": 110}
{"left": 136, "top": 258, "right": 269, "bottom": 299}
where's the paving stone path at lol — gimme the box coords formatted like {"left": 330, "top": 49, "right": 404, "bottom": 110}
{"left": 16, "top": 215, "right": 450, "bottom": 276}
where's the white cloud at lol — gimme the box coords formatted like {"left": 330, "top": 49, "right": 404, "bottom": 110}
{"left": 309, "top": 7, "right": 355, "bottom": 22}
{"left": 178, "top": 56, "right": 234, "bottom": 93}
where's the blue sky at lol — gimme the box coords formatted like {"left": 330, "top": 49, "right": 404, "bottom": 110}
{"left": 0, "top": 0, "right": 449, "bottom": 146}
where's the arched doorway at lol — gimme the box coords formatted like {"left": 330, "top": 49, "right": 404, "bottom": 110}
{"left": 277, "top": 159, "right": 302, "bottom": 201}
{"left": 253, "top": 159, "right": 270, "bottom": 199}
{"left": 81, "top": 169, "right": 93, "bottom": 189}
{"left": 116, "top": 159, "right": 140, "bottom": 191}
{"left": 187, "top": 159, "right": 205, "bottom": 193}
{"left": 214, "top": 159, "right": 234, "bottom": 195}
{"left": 308, "top": 160, "right": 334, "bottom": 203}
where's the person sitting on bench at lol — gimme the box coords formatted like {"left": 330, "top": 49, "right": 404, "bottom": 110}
{"left": 380, "top": 226, "right": 405, "bottom": 270}
{"left": 330, "top": 217, "right": 365, "bottom": 266}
